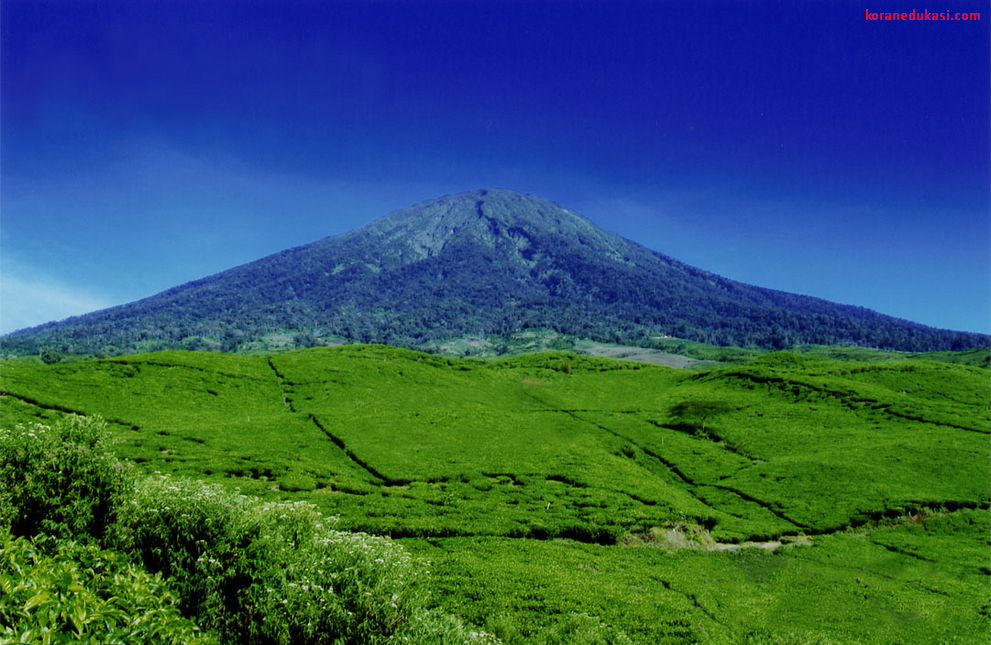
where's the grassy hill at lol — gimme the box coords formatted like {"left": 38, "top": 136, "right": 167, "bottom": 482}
{"left": 1, "top": 345, "right": 988, "bottom": 643}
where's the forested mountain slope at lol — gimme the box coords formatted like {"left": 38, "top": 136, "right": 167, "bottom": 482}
{"left": 4, "top": 189, "right": 986, "bottom": 355}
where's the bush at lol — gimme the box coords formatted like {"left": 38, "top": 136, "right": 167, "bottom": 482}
{"left": 112, "top": 475, "right": 430, "bottom": 645}
{"left": 745, "top": 629, "right": 844, "bottom": 645}
{"left": 393, "top": 609, "right": 501, "bottom": 644}
{"left": 529, "top": 614, "right": 633, "bottom": 645}
{"left": 280, "top": 469, "right": 318, "bottom": 492}
{"left": 0, "top": 416, "right": 498, "bottom": 644}
{"left": 484, "top": 612, "right": 630, "bottom": 645}
{"left": 668, "top": 400, "right": 732, "bottom": 434}
{"left": 0, "top": 529, "right": 217, "bottom": 645}
{"left": 0, "top": 416, "right": 128, "bottom": 543}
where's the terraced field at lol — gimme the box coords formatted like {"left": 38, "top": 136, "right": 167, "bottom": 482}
{"left": 1, "top": 345, "right": 988, "bottom": 644}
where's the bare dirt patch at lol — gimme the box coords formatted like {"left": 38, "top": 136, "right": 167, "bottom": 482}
{"left": 580, "top": 345, "right": 708, "bottom": 369}
{"left": 622, "top": 523, "right": 812, "bottom": 553}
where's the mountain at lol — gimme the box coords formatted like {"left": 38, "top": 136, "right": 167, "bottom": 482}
{"left": 3, "top": 188, "right": 987, "bottom": 355}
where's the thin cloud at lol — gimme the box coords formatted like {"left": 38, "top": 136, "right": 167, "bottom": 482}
{"left": 0, "top": 270, "right": 113, "bottom": 335}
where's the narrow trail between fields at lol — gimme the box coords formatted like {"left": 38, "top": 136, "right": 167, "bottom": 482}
{"left": 0, "top": 389, "right": 141, "bottom": 432}
{"left": 519, "top": 387, "right": 810, "bottom": 532}
{"left": 265, "top": 358, "right": 396, "bottom": 485}
{"left": 517, "top": 387, "right": 990, "bottom": 548}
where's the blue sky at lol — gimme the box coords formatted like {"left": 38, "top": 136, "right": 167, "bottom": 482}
{"left": 2, "top": 0, "right": 988, "bottom": 336}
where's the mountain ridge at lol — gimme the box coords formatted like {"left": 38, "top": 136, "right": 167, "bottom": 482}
{"left": 3, "top": 188, "right": 987, "bottom": 355}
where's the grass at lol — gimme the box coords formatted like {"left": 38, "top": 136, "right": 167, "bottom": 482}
{"left": 1, "top": 416, "right": 501, "bottom": 645}
{"left": 1, "top": 345, "right": 988, "bottom": 643}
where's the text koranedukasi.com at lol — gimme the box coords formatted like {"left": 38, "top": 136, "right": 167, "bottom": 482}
{"left": 865, "top": 9, "right": 981, "bottom": 20}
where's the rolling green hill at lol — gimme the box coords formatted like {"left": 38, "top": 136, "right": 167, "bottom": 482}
{"left": 1, "top": 346, "right": 989, "bottom": 644}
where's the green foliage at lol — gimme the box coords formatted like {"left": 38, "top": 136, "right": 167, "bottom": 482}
{"left": 489, "top": 612, "right": 634, "bottom": 645}
{"left": 2, "top": 345, "right": 989, "bottom": 644}
{"left": 0, "top": 416, "right": 127, "bottom": 542}
{"left": 743, "top": 630, "right": 845, "bottom": 645}
{"left": 281, "top": 469, "right": 319, "bottom": 492}
{"left": 112, "top": 475, "right": 428, "bottom": 645}
{"left": 40, "top": 349, "right": 63, "bottom": 364}
{"left": 0, "top": 402, "right": 502, "bottom": 644}
{"left": 669, "top": 399, "right": 733, "bottom": 433}
{"left": 0, "top": 530, "right": 216, "bottom": 645}
{"left": 393, "top": 609, "right": 502, "bottom": 644}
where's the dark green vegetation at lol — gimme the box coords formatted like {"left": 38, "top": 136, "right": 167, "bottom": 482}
{"left": 4, "top": 189, "right": 986, "bottom": 356}
{"left": 1, "top": 530, "right": 217, "bottom": 645}
{"left": 1, "top": 416, "right": 499, "bottom": 644}
{"left": 1, "top": 345, "right": 988, "bottom": 643}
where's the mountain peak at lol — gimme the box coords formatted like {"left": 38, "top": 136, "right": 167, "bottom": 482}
{"left": 353, "top": 188, "right": 626, "bottom": 264}
{"left": 365, "top": 188, "right": 586, "bottom": 235}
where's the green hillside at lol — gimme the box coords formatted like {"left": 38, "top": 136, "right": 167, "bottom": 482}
{"left": 1, "top": 346, "right": 989, "bottom": 644}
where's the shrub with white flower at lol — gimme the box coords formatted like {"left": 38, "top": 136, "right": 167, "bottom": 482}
{"left": 113, "top": 475, "right": 431, "bottom": 645}
{"left": 0, "top": 415, "right": 502, "bottom": 645}
{"left": 0, "top": 416, "right": 128, "bottom": 543}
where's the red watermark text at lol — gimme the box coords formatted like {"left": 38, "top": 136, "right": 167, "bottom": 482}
{"left": 865, "top": 9, "right": 981, "bottom": 20}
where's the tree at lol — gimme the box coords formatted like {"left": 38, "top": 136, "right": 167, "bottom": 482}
{"left": 294, "top": 332, "right": 316, "bottom": 349}
{"left": 669, "top": 400, "right": 732, "bottom": 434}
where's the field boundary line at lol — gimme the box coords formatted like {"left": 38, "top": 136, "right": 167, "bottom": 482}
{"left": 264, "top": 358, "right": 401, "bottom": 486}
{"left": 519, "top": 389, "right": 810, "bottom": 532}
{"left": 0, "top": 389, "right": 140, "bottom": 431}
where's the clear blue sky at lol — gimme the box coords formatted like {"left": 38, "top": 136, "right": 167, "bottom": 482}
{"left": 2, "top": 0, "right": 988, "bottom": 335}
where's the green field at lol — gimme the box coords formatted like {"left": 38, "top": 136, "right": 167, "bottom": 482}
{"left": 1, "top": 345, "right": 989, "bottom": 644}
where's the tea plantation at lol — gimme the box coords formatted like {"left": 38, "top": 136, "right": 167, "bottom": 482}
{"left": 1, "top": 345, "right": 988, "bottom": 643}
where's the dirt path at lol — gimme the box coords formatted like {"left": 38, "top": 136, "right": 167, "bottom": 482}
{"left": 624, "top": 524, "right": 813, "bottom": 552}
